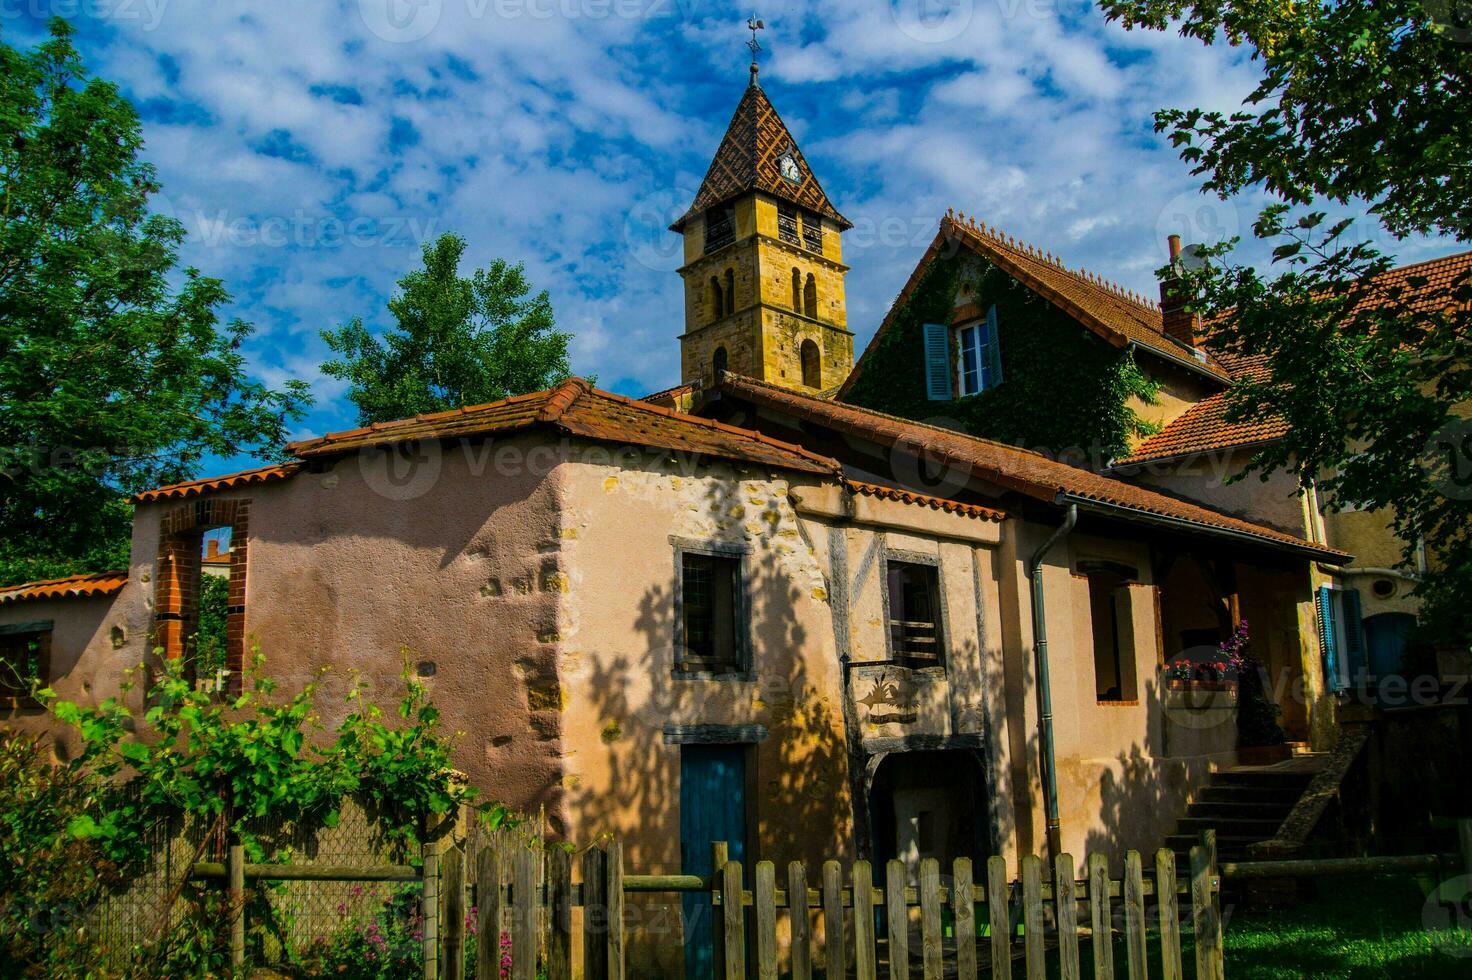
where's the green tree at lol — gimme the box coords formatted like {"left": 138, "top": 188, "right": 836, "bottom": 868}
{"left": 321, "top": 233, "right": 573, "bottom": 425}
{"left": 0, "top": 20, "right": 312, "bottom": 587}
{"left": 1099, "top": 0, "right": 1472, "bottom": 643}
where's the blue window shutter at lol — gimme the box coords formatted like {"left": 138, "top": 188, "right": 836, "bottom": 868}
{"left": 923, "top": 323, "right": 952, "bottom": 401}
{"left": 985, "top": 305, "right": 1003, "bottom": 387}
{"left": 1317, "top": 586, "right": 1342, "bottom": 691}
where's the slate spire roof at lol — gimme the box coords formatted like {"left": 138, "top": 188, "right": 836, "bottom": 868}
{"left": 670, "top": 79, "right": 850, "bottom": 232}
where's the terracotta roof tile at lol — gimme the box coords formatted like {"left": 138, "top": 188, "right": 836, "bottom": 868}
{"left": 289, "top": 378, "right": 840, "bottom": 476}
{"left": 671, "top": 81, "right": 849, "bottom": 231}
{"left": 1123, "top": 250, "right": 1472, "bottom": 464}
{"left": 640, "top": 381, "right": 699, "bottom": 405}
{"left": 720, "top": 372, "right": 1347, "bottom": 562}
{"left": 1114, "top": 387, "right": 1289, "bottom": 466}
{"left": 131, "top": 463, "right": 301, "bottom": 503}
{"left": 844, "top": 480, "right": 1005, "bottom": 522}
{"left": 0, "top": 570, "right": 128, "bottom": 605}
{"left": 842, "top": 213, "right": 1228, "bottom": 397}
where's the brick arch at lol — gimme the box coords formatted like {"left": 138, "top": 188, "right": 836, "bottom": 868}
{"left": 154, "top": 497, "right": 249, "bottom": 690}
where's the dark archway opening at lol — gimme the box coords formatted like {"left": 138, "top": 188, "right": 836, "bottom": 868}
{"left": 868, "top": 749, "right": 991, "bottom": 875}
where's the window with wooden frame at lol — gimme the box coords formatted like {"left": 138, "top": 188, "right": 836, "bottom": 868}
{"left": 0, "top": 621, "right": 52, "bottom": 707}
{"left": 1083, "top": 564, "right": 1139, "bottom": 702}
{"left": 673, "top": 538, "right": 750, "bottom": 677}
{"left": 884, "top": 553, "right": 946, "bottom": 669}
{"left": 956, "top": 305, "right": 1003, "bottom": 397}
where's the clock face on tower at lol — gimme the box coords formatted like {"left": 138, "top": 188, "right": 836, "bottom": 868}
{"left": 778, "top": 152, "right": 800, "bottom": 184}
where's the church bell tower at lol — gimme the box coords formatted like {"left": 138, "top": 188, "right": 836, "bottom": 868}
{"left": 669, "top": 64, "right": 853, "bottom": 392}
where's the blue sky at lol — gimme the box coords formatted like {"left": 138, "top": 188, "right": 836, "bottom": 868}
{"left": 6, "top": 0, "right": 1453, "bottom": 474}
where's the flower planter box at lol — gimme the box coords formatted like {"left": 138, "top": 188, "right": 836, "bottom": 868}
{"left": 1163, "top": 682, "right": 1239, "bottom": 710}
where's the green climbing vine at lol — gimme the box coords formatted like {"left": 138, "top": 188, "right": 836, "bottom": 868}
{"left": 844, "top": 253, "right": 1161, "bottom": 465}
{"left": 0, "top": 653, "right": 511, "bottom": 974}
{"left": 45, "top": 652, "right": 500, "bottom": 871}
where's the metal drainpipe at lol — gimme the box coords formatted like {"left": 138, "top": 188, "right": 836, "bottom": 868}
{"left": 1027, "top": 503, "right": 1077, "bottom": 863}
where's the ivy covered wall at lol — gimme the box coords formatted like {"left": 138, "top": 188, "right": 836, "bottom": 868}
{"left": 843, "top": 252, "right": 1160, "bottom": 465}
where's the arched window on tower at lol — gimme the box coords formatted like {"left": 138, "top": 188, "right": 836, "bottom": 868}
{"left": 803, "top": 273, "right": 818, "bottom": 319}
{"left": 713, "top": 346, "right": 729, "bottom": 377}
{"left": 791, "top": 267, "right": 802, "bottom": 311}
{"left": 709, "top": 276, "right": 723, "bottom": 323}
{"left": 800, "top": 339, "right": 821, "bottom": 388}
{"left": 724, "top": 268, "right": 736, "bottom": 316}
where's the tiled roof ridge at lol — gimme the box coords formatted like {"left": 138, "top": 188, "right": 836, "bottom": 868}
{"left": 580, "top": 378, "right": 842, "bottom": 473}
{"left": 287, "top": 386, "right": 561, "bottom": 455}
{"left": 536, "top": 376, "right": 592, "bottom": 422}
{"left": 727, "top": 370, "right": 1060, "bottom": 463}
{"left": 719, "top": 372, "right": 1349, "bottom": 561}
{"left": 943, "top": 210, "right": 1161, "bottom": 313}
{"left": 640, "top": 381, "right": 699, "bottom": 403}
{"left": 0, "top": 569, "right": 129, "bottom": 604}
{"left": 130, "top": 462, "right": 301, "bottom": 503}
{"left": 843, "top": 479, "right": 1006, "bottom": 522}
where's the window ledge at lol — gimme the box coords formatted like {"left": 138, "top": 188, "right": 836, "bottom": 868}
{"left": 1096, "top": 699, "right": 1141, "bottom": 707}
{"left": 672, "top": 667, "right": 754, "bottom": 682}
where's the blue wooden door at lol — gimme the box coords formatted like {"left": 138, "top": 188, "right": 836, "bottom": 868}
{"left": 680, "top": 744, "right": 747, "bottom": 979}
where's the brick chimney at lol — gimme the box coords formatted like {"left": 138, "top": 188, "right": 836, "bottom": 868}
{"left": 206, "top": 538, "right": 221, "bottom": 559}
{"left": 1160, "top": 234, "right": 1203, "bottom": 348}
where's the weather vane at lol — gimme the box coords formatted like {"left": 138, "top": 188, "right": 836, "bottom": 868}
{"left": 747, "top": 14, "right": 765, "bottom": 83}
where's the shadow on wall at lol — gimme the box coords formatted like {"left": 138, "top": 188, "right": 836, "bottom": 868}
{"left": 1082, "top": 673, "right": 1234, "bottom": 869}
{"left": 572, "top": 472, "right": 850, "bottom": 859}
{"left": 570, "top": 472, "right": 852, "bottom": 973}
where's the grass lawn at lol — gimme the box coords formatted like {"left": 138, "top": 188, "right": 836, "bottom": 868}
{"left": 1216, "top": 875, "right": 1472, "bottom": 979}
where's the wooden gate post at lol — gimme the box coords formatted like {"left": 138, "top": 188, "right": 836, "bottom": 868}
{"left": 227, "top": 841, "right": 245, "bottom": 971}
{"left": 476, "top": 846, "right": 502, "bottom": 980}
{"left": 606, "top": 842, "right": 625, "bottom": 980}
{"left": 547, "top": 847, "right": 573, "bottom": 979}
{"left": 443, "top": 846, "right": 465, "bottom": 980}
{"left": 423, "top": 816, "right": 441, "bottom": 980}
{"left": 583, "top": 844, "right": 609, "bottom": 978}
{"left": 1190, "top": 840, "right": 1224, "bottom": 980}
{"left": 710, "top": 842, "right": 729, "bottom": 980}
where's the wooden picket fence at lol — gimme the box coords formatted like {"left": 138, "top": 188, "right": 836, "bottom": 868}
{"left": 459, "top": 833, "right": 1225, "bottom": 979}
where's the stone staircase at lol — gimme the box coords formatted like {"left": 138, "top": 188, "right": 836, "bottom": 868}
{"left": 1165, "top": 755, "right": 1325, "bottom": 866}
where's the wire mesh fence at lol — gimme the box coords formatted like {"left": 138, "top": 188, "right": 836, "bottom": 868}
{"left": 83, "top": 793, "right": 435, "bottom": 972}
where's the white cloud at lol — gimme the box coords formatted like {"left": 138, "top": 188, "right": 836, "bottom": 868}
{"left": 32, "top": 0, "right": 1433, "bottom": 461}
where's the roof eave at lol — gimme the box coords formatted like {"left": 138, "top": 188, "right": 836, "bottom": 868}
{"left": 1055, "top": 491, "right": 1351, "bottom": 565}
{"left": 1125, "top": 339, "right": 1230, "bottom": 384}
{"left": 1108, "top": 436, "right": 1286, "bottom": 471}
